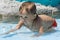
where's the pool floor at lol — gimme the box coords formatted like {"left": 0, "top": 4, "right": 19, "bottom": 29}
{"left": 0, "top": 19, "right": 60, "bottom": 40}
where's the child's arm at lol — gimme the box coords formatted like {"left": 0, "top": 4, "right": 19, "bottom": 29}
{"left": 1, "top": 20, "right": 24, "bottom": 35}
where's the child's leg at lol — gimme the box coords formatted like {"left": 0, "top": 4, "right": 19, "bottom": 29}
{"left": 33, "top": 27, "right": 44, "bottom": 37}
{"left": 39, "top": 26, "right": 44, "bottom": 34}
{"left": 31, "top": 26, "right": 44, "bottom": 37}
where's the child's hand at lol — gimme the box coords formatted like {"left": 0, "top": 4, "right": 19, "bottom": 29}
{"left": 0, "top": 29, "right": 16, "bottom": 36}
{"left": 0, "top": 32, "right": 9, "bottom": 36}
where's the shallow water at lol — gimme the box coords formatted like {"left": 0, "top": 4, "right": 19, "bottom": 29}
{"left": 0, "top": 19, "right": 60, "bottom": 40}
{"left": 0, "top": 0, "right": 60, "bottom": 40}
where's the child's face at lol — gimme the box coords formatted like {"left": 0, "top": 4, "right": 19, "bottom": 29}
{"left": 19, "top": 6, "right": 36, "bottom": 21}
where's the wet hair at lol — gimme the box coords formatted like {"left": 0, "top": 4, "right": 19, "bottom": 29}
{"left": 19, "top": 1, "right": 36, "bottom": 14}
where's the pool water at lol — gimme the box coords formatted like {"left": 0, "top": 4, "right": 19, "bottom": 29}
{"left": 0, "top": 0, "right": 60, "bottom": 40}
{"left": 0, "top": 19, "right": 60, "bottom": 40}
{"left": 16, "top": 0, "right": 60, "bottom": 7}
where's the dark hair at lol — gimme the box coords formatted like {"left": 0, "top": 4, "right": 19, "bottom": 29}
{"left": 19, "top": 1, "right": 36, "bottom": 14}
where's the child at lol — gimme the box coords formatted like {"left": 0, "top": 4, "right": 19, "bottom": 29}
{"left": 3, "top": 1, "right": 57, "bottom": 36}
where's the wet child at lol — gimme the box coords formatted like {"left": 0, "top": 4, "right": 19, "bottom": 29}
{"left": 2, "top": 1, "right": 57, "bottom": 36}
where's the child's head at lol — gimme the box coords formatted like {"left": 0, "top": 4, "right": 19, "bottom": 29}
{"left": 19, "top": 1, "right": 37, "bottom": 20}
{"left": 19, "top": 1, "right": 36, "bottom": 14}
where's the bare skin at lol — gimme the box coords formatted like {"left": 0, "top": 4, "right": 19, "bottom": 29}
{"left": 1, "top": 2, "right": 57, "bottom": 37}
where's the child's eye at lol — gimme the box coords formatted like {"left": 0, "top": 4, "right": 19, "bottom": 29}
{"left": 25, "top": 16, "right": 28, "bottom": 18}
{"left": 20, "top": 16, "right": 22, "bottom": 17}
{"left": 26, "top": 8, "right": 28, "bottom": 11}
